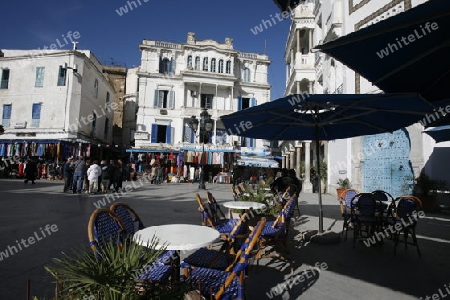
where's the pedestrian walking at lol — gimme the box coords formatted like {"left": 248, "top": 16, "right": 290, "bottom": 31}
{"left": 63, "top": 157, "right": 74, "bottom": 192}
{"left": 24, "top": 159, "right": 37, "bottom": 184}
{"left": 86, "top": 160, "right": 101, "bottom": 194}
{"left": 100, "top": 160, "right": 112, "bottom": 193}
{"left": 72, "top": 156, "right": 87, "bottom": 194}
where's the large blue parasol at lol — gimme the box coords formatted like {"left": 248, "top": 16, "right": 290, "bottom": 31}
{"left": 220, "top": 93, "right": 448, "bottom": 233}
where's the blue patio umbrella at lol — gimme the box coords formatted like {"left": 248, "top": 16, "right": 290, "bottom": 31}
{"left": 314, "top": 0, "right": 450, "bottom": 103}
{"left": 424, "top": 125, "right": 450, "bottom": 143}
{"left": 220, "top": 93, "right": 448, "bottom": 233}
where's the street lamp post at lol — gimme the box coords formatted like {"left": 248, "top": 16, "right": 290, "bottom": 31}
{"left": 188, "top": 108, "right": 213, "bottom": 189}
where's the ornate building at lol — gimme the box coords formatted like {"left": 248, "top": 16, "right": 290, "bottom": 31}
{"left": 131, "top": 32, "right": 271, "bottom": 154}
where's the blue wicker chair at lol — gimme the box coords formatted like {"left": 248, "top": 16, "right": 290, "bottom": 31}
{"left": 392, "top": 196, "right": 422, "bottom": 257}
{"left": 206, "top": 191, "right": 227, "bottom": 223}
{"left": 339, "top": 188, "right": 359, "bottom": 240}
{"left": 110, "top": 202, "right": 177, "bottom": 266}
{"left": 88, "top": 208, "right": 172, "bottom": 283}
{"left": 196, "top": 193, "right": 245, "bottom": 241}
{"left": 350, "top": 193, "right": 380, "bottom": 248}
{"left": 181, "top": 212, "right": 250, "bottom": 276}
{"left": 186, "top": 217, "right": 266, "bottom": 300}
{"left": 257, "top": 196, "right": 296, "bottom": 273}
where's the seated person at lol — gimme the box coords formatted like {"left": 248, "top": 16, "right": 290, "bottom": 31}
{"left": 288, "top": 169, "right": 303, "bottom": 195}
{"left": 270, "top": 168, "right": 295, "bottom": 195}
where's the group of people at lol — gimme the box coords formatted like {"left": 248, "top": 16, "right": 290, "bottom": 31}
{"left": 63, "top": 156, "right": 128, "bottom": 194}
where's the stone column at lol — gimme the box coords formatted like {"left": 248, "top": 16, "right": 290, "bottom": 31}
{"left": 296, "top": 144, "right": 302, "bottom": 178}
{"left": 303, "top": 141, "right": 313, "bottom": 193}
{"left": 282, "top": 155, "right": 286, "bottom": 169}
{"left": 285, "top": 154, "right": 290, "bottom": 170}
{"left": 290, "top": 150, "right": 295, "bottom": 170}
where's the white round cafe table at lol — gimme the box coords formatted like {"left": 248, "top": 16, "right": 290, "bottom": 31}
{"left": 222, "top": 201, "right": 267, "bottom": 210}
{"left": 133, "top": 224, "right": 220, "bottom": 251}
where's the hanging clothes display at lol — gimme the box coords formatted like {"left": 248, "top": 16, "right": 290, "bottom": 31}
{"left": 37, "top": 144, "right": 44, "bottom": 156}
{"left": 0, "top": 144, "right": 5, "bottom": 156}
{"left": 14, "top": 143, "right": 20, "bottom": 156}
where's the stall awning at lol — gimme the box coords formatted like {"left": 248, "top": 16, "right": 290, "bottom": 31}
{"left": 236, "top": 156, "right": 279, "bottom": 168}
{"left": 179, "top": 146, "right": 236, "bottom": 153}
{"left": 126, "top": 148, "right": 179, "bottom": 153}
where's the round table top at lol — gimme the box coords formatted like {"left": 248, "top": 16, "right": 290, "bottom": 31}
{"left": 133, "top": 224, "right": 220, "bottom": 251}
{"left": 222, "top": 201, "right": 267, "bottom": 210}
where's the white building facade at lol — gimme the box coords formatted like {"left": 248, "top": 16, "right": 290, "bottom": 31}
{"left": 0, "top": 49, "right": 115, "bottom": 159}
{"left": 133, "top": 32, "right": 271, "bottom": 153}
{"left": 278, "top": 0, "right": 439, "bottom": 197}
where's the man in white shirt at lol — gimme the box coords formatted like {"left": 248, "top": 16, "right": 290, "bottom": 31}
{"left": 86, "top": 160, "right": 102, "bottom": 194}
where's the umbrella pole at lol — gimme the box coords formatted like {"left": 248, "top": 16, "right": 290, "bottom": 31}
{"left": 315, "top": 127, "right": 324, "bottom": 234}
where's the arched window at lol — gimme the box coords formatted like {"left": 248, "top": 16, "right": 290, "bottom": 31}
{"left": 94, "top": 79, "right": 98, "bottom": 98}
{"left": 210, "top": 58, "right": 216, "bottom": 72}
{"left": 226, "top": 61, "right": 231, "bottom": 74}
{"left": 195, "top": 57, "right": 200, "bottom": 70}
{"left": 218, "top": 60, "right": 224, "bottom": 73}
{"left": 243, "top": 68, "right": 250, "bottom": 82}
{"left": 203, "top": 57, "right": 209, "bottom": 71}
{"left": 187, "top": 55, "right": 193, "bottom": 68}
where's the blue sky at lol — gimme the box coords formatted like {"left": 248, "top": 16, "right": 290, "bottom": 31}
{"left": 0, "top": 0, "right": 292, "bottom": 100}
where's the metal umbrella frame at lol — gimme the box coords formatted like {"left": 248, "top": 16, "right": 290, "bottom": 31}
{"left": 220, "top": 93, "right": 449, "bottom": 233}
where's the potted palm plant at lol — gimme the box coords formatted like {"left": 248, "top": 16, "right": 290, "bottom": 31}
{"left": 336, "top": 178, "right": 352, "bottom": 200}
{"left": 45, "top": 235, "right": 190, "bottom": 299}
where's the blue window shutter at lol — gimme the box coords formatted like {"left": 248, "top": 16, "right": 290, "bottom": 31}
{"left": 165, "top": 125, "right": 171, "bottom": 143}
{"left": 159, "top": 57, "right": 163, "bottom": 73}
{"left": 3, "top": 104, "right": 12, "bottom": 119}
{"left": 153, "top": 90, "right": 159, "bottom": 108}
{"left": 151, "top": 124, "right": 158, "bottom": 143}
{"left": 168, "top": 91, "right": 175, "bottom": 109}
{"left": 249, "top": 138, "right": 254, "bottom": 147}
{"left": 32, "top": 103, "right": 41, "bottom": 119}
{"left": 170, "top": 57, "right": 175, "bottom": 73}
{"left": 250, "top": 97, "right": 257, "bottom": 107}
{"left": 237, "top": 97, "right": 242, "bottom": 111}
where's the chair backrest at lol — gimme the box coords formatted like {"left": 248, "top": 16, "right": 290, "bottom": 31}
{"left": 372, "top": 190, "right": 394, "bottom": 202}
{"left": 237, "top": 183, "right": 247, "bottom": 194}
{"left": 351, "top": 193, "right": 377, "bottom": 216}
{"left": 196, "top": 193, "right": 215, "bottom": 228}
{"left": 206, "top": 191, "right": 226, "bottom": 221}
{"left": 231, "top": 186, "right": 240, "bottom": 201}
{"left": 273, "top": 196, "right": 296, "bottom": 228}
{"left": 87, "top": 208, "right": 126, "bottom": 253}
{"left": 216, "top": 217, "right": 266, "bottom": 300}
{"left": 110, "top": 202, "right": 145, "bottom": 235}
{"left": 396, "top": 196, "right": 422, "bottom": 220}
{"left": 343, "top": 189, "right": 360, "bottom": 208}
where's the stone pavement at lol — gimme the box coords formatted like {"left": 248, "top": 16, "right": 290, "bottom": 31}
{"left": 0, "top": 178, "right": 449, "bottom": 299}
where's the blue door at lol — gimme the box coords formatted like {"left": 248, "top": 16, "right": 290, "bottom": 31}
{"left": 363, "top": 129, "right": 414, "bottom": 198}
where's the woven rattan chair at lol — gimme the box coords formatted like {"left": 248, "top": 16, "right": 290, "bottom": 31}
{"left": 110, "top": 202, "right": 177, "bottom": 266}
{"left": 181, "top": 212, "right": 250, "bottom": 276}
{"left": 350, "top": 193, "right": 381, "bottom": 248}
{"left": 257, "top": 196, "right": 296, "bottom": 273}
{"left": 88, "top": 208, "right": 172, "bottom": 283}
{"left": 392, "top": 196, "right": 423, "bottom": 257}
{"left": 186, "top": 217, "right": 266, "bottom": 300}
{"left": 339, "top": 189, "right": 360, "bottom": 240}
{"left": 87, "top": 208, "right": 126, "bottom": 253}
{"left": 196, "top": 193, "right": 245, "bottom": 241}
{"left": 206, "top": 191, "right": 227, "bottom": 222}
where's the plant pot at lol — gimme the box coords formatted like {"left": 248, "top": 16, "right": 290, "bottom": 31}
{"left": 336, "top": 188, "right": 347, "bottom": 200}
